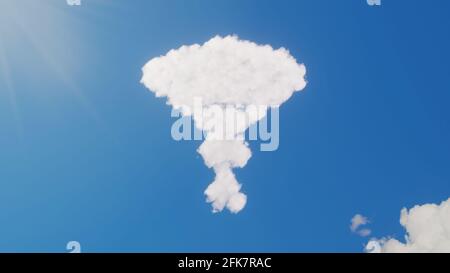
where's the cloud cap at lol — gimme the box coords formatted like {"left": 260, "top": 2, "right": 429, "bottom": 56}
{"left": 141, "top": 35, "right": 307, "bottom": 112}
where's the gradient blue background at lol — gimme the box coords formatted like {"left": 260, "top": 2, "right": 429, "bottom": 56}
{"left": 0, "top": 0, "right": 449, "bottom": 252}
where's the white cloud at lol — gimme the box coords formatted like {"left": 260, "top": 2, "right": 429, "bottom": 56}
{"left": 357, "top": 228, "right": 372, "bottom": 237}
{"left": 367, "top": 198, "right": 450, "bottom": 253}
{"left": 141, "top": 35, "right": 307, "bottom": 213}
{"left": 141, "top": 35, "right": 306, "bottom": 113}
{"left": 350, "top": 214, "right": 371, "bottom": 237}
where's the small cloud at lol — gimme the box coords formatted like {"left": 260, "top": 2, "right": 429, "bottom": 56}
{"left": 350, "top": 214, "right": 370, "bottom": 232}
{"left": 357, "top": 228, "right": 372, "bottom": 237}
{"left": 366, "top": 197, "right": 450, "bottom": 253}
{"left": 350, "top": 214, "right": 371, "bottom": 237}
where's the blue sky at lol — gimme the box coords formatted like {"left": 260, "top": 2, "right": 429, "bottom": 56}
{"left": 0, "top": 0, "right": 449, "bottom": 252}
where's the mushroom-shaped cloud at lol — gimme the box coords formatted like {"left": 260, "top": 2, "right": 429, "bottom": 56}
{"left": 141, "top": 35, "right": 307, "bottom": 213}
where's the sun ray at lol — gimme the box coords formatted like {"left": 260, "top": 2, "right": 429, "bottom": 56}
{"left": 0, "top": 0, "right": 103, "bottom": 124}
{"left": 0, "top": 38, "right": 24, "bottom": 141}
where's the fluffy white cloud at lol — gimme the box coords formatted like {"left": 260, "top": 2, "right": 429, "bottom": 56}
{"left": 350, "top": 214, "right": 371, "bottom": 237}
{"left": 198, "top": 140, "right": 251, "bottom": 212}
{"left": 367, "top": 198, "right": 450, "bottom": 253}
{"left": 204, "top": 162, "right": 247, "bottom": 213}
{"left": 198, "top": 140, "right": 251, "bottom": 169}
{"left": 141, "top": 35, "right": 307, "bottom": 213}
{"left": 141, "top": 35, "right": 306, "bottom": 113}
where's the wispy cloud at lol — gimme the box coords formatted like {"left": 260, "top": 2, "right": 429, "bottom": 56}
{"left": 350, "top": 214, "right": 371, "bottom": 237}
